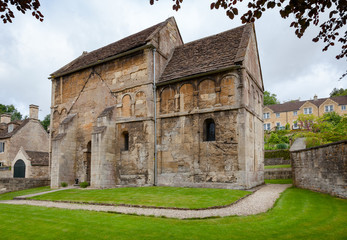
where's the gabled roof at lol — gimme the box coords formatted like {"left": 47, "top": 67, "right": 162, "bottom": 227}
{"left": 0, "top": 119, "right": 30, "bottom": 140}
{"left": 51, "top": 18, "right": 171, "bottom": 77}
{"left": 266, "top": 95, "right": 347, "bottom": 113}
{"left": 25, "top": 150, "right": 49, "bottom": 166}
{"left": 159, "top": 23, "right": 253, "bottom": 83}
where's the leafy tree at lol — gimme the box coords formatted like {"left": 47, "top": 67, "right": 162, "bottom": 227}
{"left": 295, "top": 114, "right": 317, "bottom": 131}
{"left": 150, "top": 0, "right": 346, "bottom": 60}
{"left": 0, "top": 104, "right": 22, "bottom": 121}
{"left": 150, "top": 0, "right": 347, "bottom": 77}
{"left": 0, "top": 0, "right": 43, "bottom": 24}
{"left": 330, "top": 88, "right": 347, "bottom": 97}
{"left": 264, "top": 90, "right": 280, "bottom": 105}
{"left": 40, "top": 114, "right": 50, "bottom": 131}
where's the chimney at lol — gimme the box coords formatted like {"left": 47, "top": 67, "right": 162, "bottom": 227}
{"left": 314, "top": 95, "right": 318, "bottom": 101}
{"left": 29, "top": 104, "right": 39, "bottom": 119}
{"left": 0, "top": 114, "right": 11, "bottom": 124}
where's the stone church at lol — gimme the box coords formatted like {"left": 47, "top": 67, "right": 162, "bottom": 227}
{"left": 50, "top": 17, "right": 264, "bottom": 189}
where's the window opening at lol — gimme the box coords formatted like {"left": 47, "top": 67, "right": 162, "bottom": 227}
{"left": 204, "top": 119, "right": 215, "bottom": 141}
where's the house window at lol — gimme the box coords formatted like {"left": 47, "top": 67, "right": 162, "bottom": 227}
{"left": 263, "top": 113, "right": 270, "bottom": 119}
{"left": 264, "top": 123, "right": 271, "bottom": 131}
{"left": 342, "top": 105, "right": 346, "bottom": 111}
{"left": 276, "top": 122, "right": 281, "bottom": 127}
{"left": 293, "top": 111, "right": 297, "bottom": 116}
{"left": 325, "top": 105, "right": 334, "bottom": 112}
{"left": 203, "top": 118, "right": 215, "bottom": 141}
{"left": 304, "top": 107, "right": 312, "bottom": 114}
{"left": 276, "top": 113, "right": 280, "bottom": 118}
{"left": 293, "top": 122, "right": 298, "bottom": 129}
{"left": 122, "top": 132, "right": 129, "bottom": 151}
{"left": 0, "top": 162, "right": 2, "bottom": 167}
{"left": 0, "top": 142, "right": 4, "bottom": 153}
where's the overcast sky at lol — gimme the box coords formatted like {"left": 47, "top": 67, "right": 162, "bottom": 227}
{"left": 0, "top": 0, "right": 346, "bottom": 119}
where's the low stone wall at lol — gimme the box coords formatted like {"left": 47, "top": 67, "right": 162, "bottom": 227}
{"left": 0, "top": 167, "right": 11, "bottom": 178}
{"left": 264, "top": 158, "right": 291, "bottom": 166}
{"left": 291, "top": 140, "right": 346, "bottom": 198}
{"left": 264, "top": 168, "right": 292, "bottom": 179}
{"left": 0, "top": 178, "right": 50, "bottom": 192}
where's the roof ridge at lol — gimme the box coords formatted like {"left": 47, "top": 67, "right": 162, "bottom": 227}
{"left": 175, "top": 23, "right": 249, "bottom": 49}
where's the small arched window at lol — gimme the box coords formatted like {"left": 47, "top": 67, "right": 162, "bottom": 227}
{"left": 122, "top": 132, "right": 129, "bottom": 151}
{"left": 203, "top": 118, "right": 215, "bottom": 141}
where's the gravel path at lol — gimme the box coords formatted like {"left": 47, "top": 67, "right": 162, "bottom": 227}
{"left": 0, "top": 184, "right": 291, "bottom": 219}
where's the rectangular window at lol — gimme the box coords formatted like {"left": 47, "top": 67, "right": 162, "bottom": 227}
{"left": 276, "top": 122, "right": 281, "bottom": 127}
{"left": 325, "top": 105, "right": 334, "bottom": 112}
{"left": 263, "top": 113, "right": 270, "bottom": 119}
{"left": 0, "top": 162, "right": 2, "bottom": 167}
{"left": 263, "top": 123, "right": 271, "bottom": 130}
{"left": 304, "top": 107, "right": 312, "bottom": 114}
{"left": 0, "top": 142, "right": 4, "bottom": 153}
{"left": 342, "top": 105, "right": 346, "bottom": 111}
{"left": 293, "top": 111, "right": 297, "bottom": 116}
{"left": 293, "top": 122, "right": 298, "bottom": 129}
{"left": 276, "top": 113, "right": 280, "bottom": 118}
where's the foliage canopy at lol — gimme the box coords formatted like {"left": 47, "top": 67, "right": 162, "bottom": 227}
{"left": 0, "top": 104, "right": 22, "bottom": 121}
{"left": 0, "top": 0, "right": 43, "bottom": 23}
{"left": 264, "top": 90, "right": 280, "bottom": 105}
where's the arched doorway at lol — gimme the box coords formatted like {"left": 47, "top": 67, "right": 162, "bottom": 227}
{"left": 13, "top": 159, "right": 25, "bottom": 178}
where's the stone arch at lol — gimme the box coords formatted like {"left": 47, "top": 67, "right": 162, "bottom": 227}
{"left": 198, "top": 79, "right": 216, "bottom": 109}
{"left": 220, "top": 74, "right": 238, "bottom": 106}
{"left": 160, "top": 86, "right": 176, "bottom": 114}
{"left": 179, "top": 83, "right": 194, "bottom": 112}
{"left": 134, "top": 91, "right": 147, "bottom": 117}
{"left": 121, "top": 94, "right": 132, "bottom": 117}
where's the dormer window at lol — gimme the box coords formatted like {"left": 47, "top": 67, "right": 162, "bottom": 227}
{"left": 325, "top": 105, "right": 333, "bottom": 112}
{"left": 304, "top": 107, "right": 312, "bottom": 114}
{"left": 8, "top": 124, "right": 14, "bottom": 133}
{"left": 263, "top": 113, "right": 270, "bottom": 119}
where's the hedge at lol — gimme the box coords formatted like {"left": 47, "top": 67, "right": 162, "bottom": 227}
{"left": 264, "top": 149, "right": 290, "bottom": 160}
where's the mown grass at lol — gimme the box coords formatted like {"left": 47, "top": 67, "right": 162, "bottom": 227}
{"left": 30, "top": 187, "right": 251, "bottom": 209}
{"left": 0, "top": 186, "right": 51, "bottom": 200}
{"left": 0, "top": 187, "right": 346, "bottom": 239}
{"left": 265, "top": 164, "right": 291, "bottom": 169}
{"left": 265, "top": 179, "right": 293, "bottom": 184}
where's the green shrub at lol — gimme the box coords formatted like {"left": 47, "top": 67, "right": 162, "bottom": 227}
{"left": 276, "top": 143, "right": 288, "bottom": 149}
{"left": 264, "top": 149, "right": 290, "bottom": 160}
{"left": 79, "top": 181, "right": 89, "bottom": 188}
{"left": 60, "top": 182, "right": 68, "bottom": 187}
{"left": 305, "top": 137, "right": 326, "bottom": 148}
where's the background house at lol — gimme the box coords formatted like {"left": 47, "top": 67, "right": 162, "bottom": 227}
{"left": 263, "top": 95, "right": 347, "bottom": 131}
{"left": 0, "top": 105, "right": 49, "bottom": 178}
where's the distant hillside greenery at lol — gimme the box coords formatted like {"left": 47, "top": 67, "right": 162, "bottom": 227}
{"left": 265, "top": 112, "right": 347, "bottom": 150}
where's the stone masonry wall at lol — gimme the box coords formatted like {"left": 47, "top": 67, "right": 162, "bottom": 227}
{"left": 0, "top": 178, "right": 50, "bottom": 192}
{"left": 291, "top": 140, "right": 346, "bottom": 198}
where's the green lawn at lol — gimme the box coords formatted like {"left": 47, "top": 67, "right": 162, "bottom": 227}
{"left": 0, "top": 186, "right": 51, "bottom": 200}
{"left": 265, "top": 164, "right": 291, "bottom": 169}
{"left": 29, "top": 187, "right": 251, "bottom": 209}
{"left": 0, "top": 187, "right": 346, "bottom": 239}
{"left": 265, "top": 179, "right": 293, "bottom": 184}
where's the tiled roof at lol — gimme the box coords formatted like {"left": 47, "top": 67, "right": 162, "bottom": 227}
{"left": 0, "top": 119, "right": 29, "bottom": 140}
{"left": 26, "top": 151, "right": 49, "bottom": 166}
{"left": 159, "top": 23, "right": 253, "bottom": 83}
{"left": 266, "top": 95, "right": 347, "bottom": 113}
{"left": 51, "top": 19, "right": 169, "bottom": 77}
